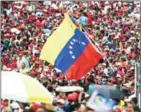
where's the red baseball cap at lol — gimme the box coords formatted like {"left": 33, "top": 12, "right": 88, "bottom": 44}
{"left": 68, "top": 93, "right": 79, "bottom": 101}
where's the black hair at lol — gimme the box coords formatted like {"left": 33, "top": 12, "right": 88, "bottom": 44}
{"left": 99, "top": 58, "right": 104, "bottom": 63}
{"left": 87, "top": 76, "right": 94, "bottom": 84}
{"left": 72, "top": 102, "right": 81, "bottom": 109}
{"left": 43, "top": 81, "right": 48, "bottom": 87}
{"left": 96, "top": 27, "right": 100, "bottom": 30}
{"left": 24, "top": 107, "right": 34, "bottom": 112}
{"left": 47, "top": 86, "right": 53, "bottom": 92}
{"left": 106, "top": 32, "right": 109, "bottom": 36}
{"left": 44, "top": 61, "right": 49, "bottom": 66}
{"left": 55, "top": 73, "right": 60, "bottom": 77}
{"left": 131, "top": 97, "right": 138, "bottom": 104}
{"left": 131, "top": 82, "right": 134, "bottom": 87}
{"left": 101, "top": 30, "right": 105, "bottom": 35}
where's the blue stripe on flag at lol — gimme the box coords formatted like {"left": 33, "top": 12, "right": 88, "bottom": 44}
{"left": 55, "top": 29, "right": 89, "bottom": 72}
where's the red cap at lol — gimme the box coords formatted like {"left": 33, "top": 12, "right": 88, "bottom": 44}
{"left": 32, "top": 103, "right": 40, "bottom": 111}
{"left": 68, "top": 93, "right": 78, "bottom": 101}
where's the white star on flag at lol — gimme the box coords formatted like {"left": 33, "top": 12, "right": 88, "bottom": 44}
{"left": 72, "top": 55, "right": 76, "bottom": 59}
{"left": 70, "top": 41, "right": 74, "bottom": 45}
{"left": 81, "top": 42, "right": 86, "bottom": 45}
{"left": 69, "top": 51, "right": 73, "bottom": 54}
{"left": 72, "top": 39, "right": 76, "bottom": 42}
{"left": 69, "top": 46, "right": 73, "bottom": 49}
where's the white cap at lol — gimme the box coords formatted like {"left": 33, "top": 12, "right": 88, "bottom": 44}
{"left": 102, "top": 63, "right": 106, "bottom": 66}
{"left": 117, "top": 74, "right": 121, "bottom": 78}
{"left": 10, "top": 102, "right": 20, "bottom": 109}
{"left": 130, "top": 67, "right": 134, "bottom": 70}
{"left": 124, "top": 94, "right": 136, "bottom": 102}
{"left": 85, "top": 93, "right": 90, "bottom": 98}
{"left": 57, "top": 99, "right": 65, "bottom": 104}
{"left": 105, "top": 1, "right": 109, "bottom": 5}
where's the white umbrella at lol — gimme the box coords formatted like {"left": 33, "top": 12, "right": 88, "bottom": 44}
{"left": 56, "top": 86, "right": 84, "bottom": 92}
{"left": 2, "top": 71, "right": 53, "bottom": 104}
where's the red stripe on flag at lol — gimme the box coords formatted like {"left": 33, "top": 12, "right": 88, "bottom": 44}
{"left": 65, "top": 43, "right": 102, "bottom": 80}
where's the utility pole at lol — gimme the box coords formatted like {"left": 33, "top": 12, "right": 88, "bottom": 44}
{"left": 135, "top": 62, "right": 140, "bottom": 108}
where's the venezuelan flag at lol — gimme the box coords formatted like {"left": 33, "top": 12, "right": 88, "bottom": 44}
{"left": 40, "top": 13, "right": 102, "bottom": 80}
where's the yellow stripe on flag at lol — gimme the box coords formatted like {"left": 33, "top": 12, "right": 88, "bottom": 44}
{"left": 40, "top": 13, "right": 77, "bottom": 65}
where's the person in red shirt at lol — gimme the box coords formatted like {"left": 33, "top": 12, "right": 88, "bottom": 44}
{"left": 117, "top": 67, "right": 125, "bottom": 78}
{"left": 1, "top": 99, "right": 9, "bottom": 110}
{"left": 10, "top": 55, "right": 18, "bottom": 69}
{"left": 129, "top": 49, "right": 137, "bottom": 59}
{"left": 119, "top": 31, "right": 126, "bottom": 41}
{"left": 87, "top": 11, "right": 92, "bottom": 26}
{"left": 2, "top": 55, "right": 9, "bottom": 66}
{"left": 28, "top": 13, "right": 36, "bottom": 23}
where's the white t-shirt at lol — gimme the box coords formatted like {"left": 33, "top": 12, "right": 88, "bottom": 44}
{"left": 126, "top": 46, "right": 132, "bottom": 54}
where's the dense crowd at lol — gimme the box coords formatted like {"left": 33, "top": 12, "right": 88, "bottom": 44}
{"left": 1, "top": 1, "right": 140, "bottom": 112}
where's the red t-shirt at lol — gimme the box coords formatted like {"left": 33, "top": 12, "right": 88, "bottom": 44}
{"left": 36, "top": 20, "right": 41, "bottom": 27}
{"left": 6, "top": 59, "right": 17, "bottom": 69}
{"left": 2, "top": 56, "right": 9, "bottom": 66}
{"left": 28, "top": 15, "right": 36, "bottom": 23}
{"left": 118, "top": 71, "right": 124, "bottom": 78}
{"left": 118, "top": 10, "right": 123, "bottom": 16}
{"left": 87, "top": 12, "right": 92, "bottom": 26}
{"left": 119, "top": 33, "right": 126, "bottom": 41}
{"left": 100, "top": 33, "right": 104, "bottom": 39}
